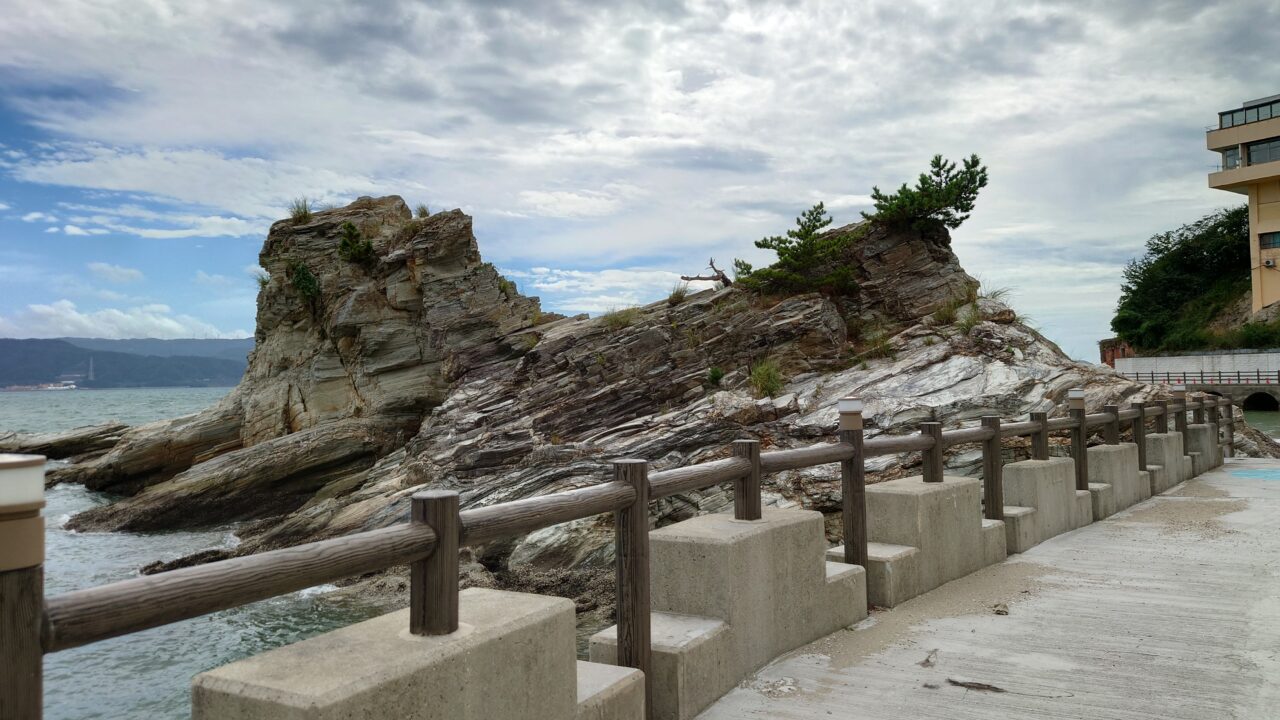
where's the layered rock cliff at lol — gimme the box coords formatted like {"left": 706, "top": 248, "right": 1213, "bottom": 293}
{"left": 50, "top": 197, "right": 1278, "bottom": 582}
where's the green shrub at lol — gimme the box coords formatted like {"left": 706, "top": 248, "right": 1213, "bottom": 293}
{"left": 286, "top": 260, "right": 319, "bottom": 299}
{"left": 733, "top": 203, "right": 860, "bottom": 296}
{"left": 668, "top": 281, "right": 690, "bottom": 306}
{"left": 863, "top": 154, "right": 988, "bottom": 231}
{"left": 253, "top": 270, "right": 269, "bottom": 289}
{"left": 336, "top": 221, "right": 376, "bottom": 265}
{"left": 601, "top": 307, "right": 639, "bottom": 330}
{"left": 288, "top": 197, "right": 312, "bottom": 223}
{"left": 497, "top": 276, "right": 517, "bottom": 298}
{"left": 748, "top": 358, "right": 784, "bottom": 397}
{"left": 706, "top": 367, "right": 725, "bottom": 386}
{"left": 415, "top": 203, "right": 431, "bottom": 219}
{"left": 931, "top": 301, "right": 958, "bottom": 325}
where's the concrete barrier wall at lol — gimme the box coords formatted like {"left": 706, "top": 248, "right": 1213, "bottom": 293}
{"left": 1086, "top": 444, "right": 1145, "bottom": 517}
{"left": 592, "top": 508, "right": 865, "bottom": 720}
{"left": 1185, "top": 424, "right": 1221, "bottom": 471}
{"left": 193, "top": 588, "right": 585, "bottom": 720}
{"left": 826, "top": 475, "right": 1006, "bottom": 608}
{"left": 1146, "top": 433, "right": 1188, "bottom": 490}
{"left": 1000, "top": 457, "right": 1085, "bottom": 553}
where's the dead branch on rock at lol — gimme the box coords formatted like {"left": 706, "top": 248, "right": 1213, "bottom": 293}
{"left": 681, "top": 257, "right": 732, "bottom": 286}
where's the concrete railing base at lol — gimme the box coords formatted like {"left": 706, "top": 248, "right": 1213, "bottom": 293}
{"left": 591, "top": 508, "right": 865, "bottom": 720}
{"left": 1001, "top": 458, "right": 1083, "bottom": 554}
{"left": 1147, "top": 434, "right": 1189, "bottom": 486}
{"left": 1087, "top": 444, "right": 1144, "bottom": 514}
{"left": 192, "top": 588, "right": 577, "bottom": 720}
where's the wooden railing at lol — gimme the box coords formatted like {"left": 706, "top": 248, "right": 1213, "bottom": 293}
{"left": 1122, "top": 369, "right": 1280, "bottom": 385}
{"left": 0, "top": 392, "right": 1238, "bottom": 719}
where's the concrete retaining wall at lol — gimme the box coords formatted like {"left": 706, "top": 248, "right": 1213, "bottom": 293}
{"left": 1184, "top": 424, "right": 1221, "bottom": 471}
{"left": 1001, "top": 457, "right": 1082, "bottom": 553}
{"left": 1147, "top": 433, "right": 1189, "bottom": 489}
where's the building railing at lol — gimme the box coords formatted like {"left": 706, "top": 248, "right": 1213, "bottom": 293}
{"left": 0, "top": 391, "right": 1237, "bottom": 719}
{"left": 1121, "top": 370, "right": 1280, "bottom": 385}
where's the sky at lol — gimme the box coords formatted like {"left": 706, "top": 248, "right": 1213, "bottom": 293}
{"left": 0, "top": 0, "right": 1275, "bottom": 360}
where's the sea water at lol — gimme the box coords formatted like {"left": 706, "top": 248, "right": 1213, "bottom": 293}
{"left": 0, "top": 388, "right": 382, "bottom": 719}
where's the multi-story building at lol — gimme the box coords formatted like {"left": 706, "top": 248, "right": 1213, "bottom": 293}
{"left": 1208, "top": 93, "right": 1280, "bottom": 313}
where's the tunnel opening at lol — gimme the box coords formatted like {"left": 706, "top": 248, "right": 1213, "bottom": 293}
{"left": 1242, "top": 392, "right": 1279, "bottom": 411}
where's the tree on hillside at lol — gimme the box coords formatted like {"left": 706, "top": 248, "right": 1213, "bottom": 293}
{"left": 1111, "top": 205, "right": 1249, "bottom": 351}
{"left": 863, "top": 154, "right": 988, "bottom": 231}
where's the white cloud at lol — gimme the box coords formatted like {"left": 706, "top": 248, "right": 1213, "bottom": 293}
{"left": 21, "top": 211, "right": 57, "bottom": 223}
{"left": 44, "top": 226, "right": 59, "bottom": 233}
{"left": 516, "top": 184, "right": 645, "bottom": 219}
{"left": 62, "top": 224, "right": 91, "bottom": 236}
{"left": 194, "top": 270, "right": 236, "bottom": 287}
{"left": 506, "top": 267, "right": 717, "bottom": 314}
{"left": 0, "top": 299, "right": 246, "bottom": 339}
{"left": 87, "top": 262, "right": 144, "bottom": 284}
{"left": 0, "top": 201, "right": 9, "bottom": 211}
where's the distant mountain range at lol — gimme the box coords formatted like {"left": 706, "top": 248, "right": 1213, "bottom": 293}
{"left": 0, "top": 337, "right": 253, "bottom": 389}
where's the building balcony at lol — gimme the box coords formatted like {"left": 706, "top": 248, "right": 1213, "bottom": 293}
{"left": 1209, "top": 159, "right": 1280, "bottom": 193}
{"left": 1208, "top": 115, "right": 1280, "bottom": 151}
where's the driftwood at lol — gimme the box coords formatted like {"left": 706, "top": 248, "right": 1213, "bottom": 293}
{"left": 680, "top": 257, "right": 732, "bottom": 286}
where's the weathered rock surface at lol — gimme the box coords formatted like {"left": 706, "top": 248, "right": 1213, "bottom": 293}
{"left": 56, "top": 196, "right": 1280, "bottom": 580}
{"left": 0, "top": 422, "right": 129, "bottom": 461}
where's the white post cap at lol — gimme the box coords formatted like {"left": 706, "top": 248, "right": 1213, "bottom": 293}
{"left": 0, "top": 454, "right": 45, "bottom": 510}
{"left": 837, "top": 397, "right": 864, "bottom": 414}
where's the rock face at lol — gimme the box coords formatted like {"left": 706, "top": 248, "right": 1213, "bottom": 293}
{"left": 0, "top": 422, "right": 129, "bottom": 462}
{"left": 60, "top": 197, "right": 1280, "bottom": 580}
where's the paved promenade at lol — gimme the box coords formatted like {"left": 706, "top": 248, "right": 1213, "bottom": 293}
{"left": 701, "top": 458, "right": 1280, "bottom": 719}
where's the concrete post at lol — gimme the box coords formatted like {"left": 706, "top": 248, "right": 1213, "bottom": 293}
{"left": 732, "top": 440, "right": 762, "bottom": 521}
{"left": 1192, "top": 393, "right": 1206, "bottom": 425}
{"left": 1068, "top": 389, "right": 1089, "bottom": 491}
{"left": 1172, "top": 386, "right": 1188, "bottom": 435}
{"left": 921, "top": 422, "right": 944, "bottom": 483}
{"left": 1131, "top": 402, "right": 1147, "bottom": 471}
{"left": 0, "top": 454, "right": 45, "bottom": 720}
{"left": 838, "top": 398, "right": 868, "bottom": 569}
{"left": 1156, "top": 400, "right": 1169, "bottom": 434}
{"left": 981, "top": 416, "right": 1003, "bottom": 521}
{"left": 1030, "top": 411, "right": 1050, "bottom": 460}
{"left": 1102, "top": 404, "right": 1120, "bottom": 445}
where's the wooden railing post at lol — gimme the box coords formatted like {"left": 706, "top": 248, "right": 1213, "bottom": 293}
{"left": 1172, "top": 386, "right": 1188, "bottom": 435}
{"left": 1192, "top": 393, "right": 1206, "bottom": 424}
{"left": 613, "top": 459, "right": 652, "bottom": 717}
{"left": 1156, "top": 399, "right": 1169, "bottom": 434}
{"left": 410, "top": 490, "right": 460, "bottom": 636}
{"left": 732, "top": 440, "right": 762, "bottom": 521}
{"left": 981, "top": 416, "right": 1003, "bottom": 521}
{"left": 837, "top": 398, "right": 868, "bottom": 568}
{"left": 921, "top": 422, "right": 944, "bottom": 483}
{"left": 1068, "top": 389, "right": 1089, "bottom": 491}
{"left": 1030, "top": 411, "right": 1050, "bottom": 460}
{"left": 0, "top": 454, "right": 45, "bottom": 720}
{"left": 1224, "top": 401, "right": 1236, "bottom": 457}
{"left": 1131, "top": 402, "right": 1148, "bottom": 471}
{"left": 1102, "top": 404, "right": 1120, "bottom": 445}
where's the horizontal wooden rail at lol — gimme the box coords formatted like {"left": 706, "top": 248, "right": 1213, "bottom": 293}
{"left": 864, "top": 433, "right": 935, "bottom": 456}
{"left": 941, "top": 426, "right": 996, "bottom": 447}
{"left": 1000, "top": 419, "right": 1039, "bottom": 438}
{"left": 759, "top": 442, "right": 854, "bottom": 473}
{"left": 650, "top": 457, "right": 751, "bottom": 498}
{"left": 43, "top": 523, "right": 438, "bottom": 653}
{"left": 461, "top": 481, "right": 635, "bottom": 545}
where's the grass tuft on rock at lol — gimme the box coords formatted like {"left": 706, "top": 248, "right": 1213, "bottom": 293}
{"left": 749, "top": 358, "right": 784, "bottom": 397}
{"left": 288, "top": 197, "right": 312, "bottom": 223}
{"left": 601, "top": 307, "right": 639, "bottom": 330}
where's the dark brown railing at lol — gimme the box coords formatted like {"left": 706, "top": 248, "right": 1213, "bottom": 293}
{"left": 0, "top": 392, "right": 1237, "bottom": 719}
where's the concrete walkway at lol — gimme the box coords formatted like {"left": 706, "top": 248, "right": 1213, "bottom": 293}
{"left": 700, "top": 458, "right": 1280, "bottom": 719}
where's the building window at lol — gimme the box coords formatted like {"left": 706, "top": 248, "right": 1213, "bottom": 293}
{"left": 1248, "top": 137, "right": 1280, "bottom": 165}
{"left": 1220, "top": 101, "right": 1280, "bottom": 129}
{"left": 1261, "top": 232, "right": 1280, "bottom": 249}
{"left": 1223, "top": 147, "right": 1241, "bottom": 170}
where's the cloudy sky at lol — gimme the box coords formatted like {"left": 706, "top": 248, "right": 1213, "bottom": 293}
{"left": 0, "top": 0, "right": 1274, "bottom": 359}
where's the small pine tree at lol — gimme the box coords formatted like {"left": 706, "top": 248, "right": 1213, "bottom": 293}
{"left": 733, "top": 202, "right": 858, "bottom": 295}
{"left": 863, "top": 154, "right": 988, "bottom": 231}
{"left": 337, "top": 221, "right": 376, "bottom": 265}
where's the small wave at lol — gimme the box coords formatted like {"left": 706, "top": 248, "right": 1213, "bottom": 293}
{"left": 296, "top": 584, "right": 339, "bottom": 598}
{"left": 55, "top": 513, "right": 73, "bottom": 529}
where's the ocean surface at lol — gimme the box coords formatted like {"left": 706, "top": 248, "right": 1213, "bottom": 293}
{"left": 1, "top": 388, "right": 382, "bottom": 720}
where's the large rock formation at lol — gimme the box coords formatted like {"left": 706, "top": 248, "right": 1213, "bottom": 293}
{"left": 58, "top": 197, "right": 1279, "bottom": 582}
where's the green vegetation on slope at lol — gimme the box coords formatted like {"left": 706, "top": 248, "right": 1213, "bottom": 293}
{"left": 1111, "top": 205, "right": 1256, "bottom": 351}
